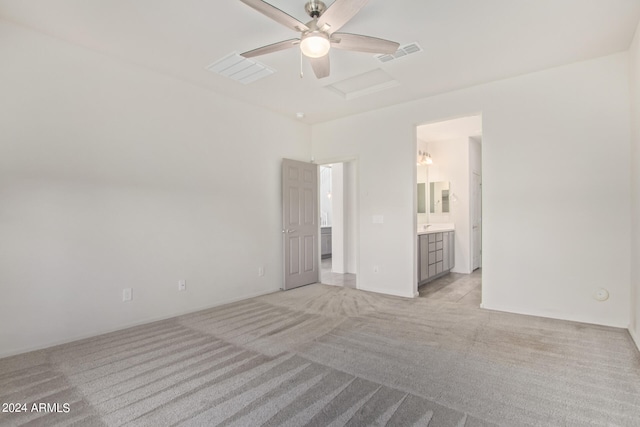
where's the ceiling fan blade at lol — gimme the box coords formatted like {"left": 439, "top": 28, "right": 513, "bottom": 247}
{"left": 309, "top": 55, "right": 330, "bottom": 79}
{"left": 317, "top": 0, "right": 370, "bottom": 33}
{"left": 330, "top": 33, "right": 399, "bottom": 54}
{"left": 239, "top": 0, "right": 309, "bottom": 32}
{"left": 241, "top": 39, "right": 300, "bottom": 58}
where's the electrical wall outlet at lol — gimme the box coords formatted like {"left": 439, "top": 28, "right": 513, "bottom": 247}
{"left": 122, "top": 288, "right": 132, "bottom": 302}
{"left": 258, "top": 266, "right": 265, "bottom": 277}
{"left": 178, "top": 280, "right": 186, "bottom": 291}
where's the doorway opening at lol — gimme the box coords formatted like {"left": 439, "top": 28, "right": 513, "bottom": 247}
{"left": 415, "top": 115, "right": 482, "bottom": 304}
{"left": 319, "top": 161, "right": 357, "bottom": 288}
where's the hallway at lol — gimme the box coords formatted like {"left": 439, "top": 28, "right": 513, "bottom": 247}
{"left": 320, "top": 258, "right": 356, "bottom": 288}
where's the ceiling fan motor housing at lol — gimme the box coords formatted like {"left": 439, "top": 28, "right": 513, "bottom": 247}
{"left": 305, "top": 1, "right": 327, "bottom": 18}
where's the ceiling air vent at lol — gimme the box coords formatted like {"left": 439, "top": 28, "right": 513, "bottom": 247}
{"left": 375, "top": 42, "right": 423, "bottom": 63}
{"left": 206, "top": 52, "right": 274, "bottom": 84}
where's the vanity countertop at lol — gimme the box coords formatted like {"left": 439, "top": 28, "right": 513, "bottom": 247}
{"left": 417, "top": 224, "right": 455, "bottom": 235}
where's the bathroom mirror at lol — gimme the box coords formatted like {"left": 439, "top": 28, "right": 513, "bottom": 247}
{"left": 430, "top": 181, "right": 450, "bottom": 214}
{"left": 417, "top": 183, "right": 426, "bottom": 214}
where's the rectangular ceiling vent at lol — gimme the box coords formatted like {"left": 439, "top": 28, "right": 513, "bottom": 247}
{"left": 206, "top": 52, "right": 274, "bottom": 84}
{"left": 375, "top": 42, "right": 423, "bottom": 63}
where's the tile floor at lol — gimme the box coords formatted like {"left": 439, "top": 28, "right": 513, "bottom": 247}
{"left": 320, "top": 258, "right": 481, "bottom": 301}
{"left": 320, "top": 257, "right": 357, "bottom": 288}
{"left": 418, "top": 268, "right": 482, "bottom": 307}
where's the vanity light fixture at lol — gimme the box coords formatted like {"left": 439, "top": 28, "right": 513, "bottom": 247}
{"left": 417, "top": 151, "right": 433, "bottom": 166}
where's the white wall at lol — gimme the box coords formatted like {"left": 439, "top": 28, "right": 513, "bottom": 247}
{"left": 345, "top": 161, "right": 358, "bottom": 274}
{"left": 330, "top": 163, "right": 345, "bottom": 273}
{"left": 416, "top": 141, "right": 429, "bottom": 226}
{"left": 470, "top": 137, "right": 482, "bottom": 270}
{"left": 319, "top": 166, "right": 332, "bottom": 226}
{"left": 312, "top": 53, "right": 631, "bottom": 327}
{"left": 630, "top": 19, "right": 640, "bottom": 350}
{"left": 0, "top": 20, "right": 311, "bottom": 357}
{"left": 313, "top": 115, "right": 417, "bottom": 297}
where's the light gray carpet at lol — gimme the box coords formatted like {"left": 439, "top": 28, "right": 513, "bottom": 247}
{"left": 1, "top": 277, "right": 639, "bottom": 426}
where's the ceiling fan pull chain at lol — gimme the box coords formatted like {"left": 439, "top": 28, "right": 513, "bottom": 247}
{"left": 300, "top": 49, "right": 304, "bottom": 78}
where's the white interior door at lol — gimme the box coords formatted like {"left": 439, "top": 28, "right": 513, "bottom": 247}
{"left": 472, "top": 172, "right": 482, "bottom": 270}
{"left": 282, "top": 159, "right": 319, "bottom": 290}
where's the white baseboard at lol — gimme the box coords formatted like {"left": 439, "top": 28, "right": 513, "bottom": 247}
{"left": 356, "top": 285, "right": 414, "bottom": 299}
{"left": 630, "top": 327, "right": 640, "bottom": 353}
{"left": 481, "top": 302, "right": 628, "bottom": 329}
{"left": 0, "top": 288, "right": 279, "bottom": 359}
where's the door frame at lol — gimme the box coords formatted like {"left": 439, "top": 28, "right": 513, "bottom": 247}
{"left": 471, "top": 171, "right": 482, "bottom": 271}
{"left": 413, "top": 114, "right": 483, "bottom": 298}
{"left": 316, "top": 157, "right": 359, "bottom": 287}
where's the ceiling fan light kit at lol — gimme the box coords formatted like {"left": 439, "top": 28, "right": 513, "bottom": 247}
{"left": 300, "top": 31, "right": 330, "bottom": 58}
{"left": 238, "top": 0, "right": 399, "bottom": 78}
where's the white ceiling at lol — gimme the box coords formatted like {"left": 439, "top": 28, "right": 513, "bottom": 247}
{"left": 417, "top": 115, "right": 482, "bottom": 143}
{"left": 1, "top": 0, "right": 639, "bottom": 124}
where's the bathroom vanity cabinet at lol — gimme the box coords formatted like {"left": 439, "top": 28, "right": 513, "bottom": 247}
{"left": 418, "top": 230, "right": 455, "bottom": 284}
{"left": 321, "top": 227, "right": 332, "bottom": 259}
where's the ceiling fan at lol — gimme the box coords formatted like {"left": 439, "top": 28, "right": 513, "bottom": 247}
{"left": 238, "top": 0, "right": 400, "bottom": 79}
